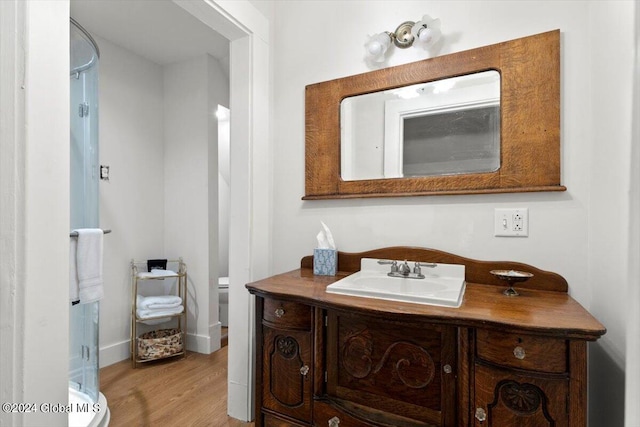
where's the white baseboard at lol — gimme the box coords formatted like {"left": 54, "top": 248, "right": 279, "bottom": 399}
{"left": 228, "top": 381, "right": 250, "bottom": 421}
{"left": 177, "top": 323, "right": 223, "bottom": 355}
{"left": 99, "top": 339, "right": 130, "bottom": 368}
{"left": 209, "top": 322, "right": 222, "bottom": 353}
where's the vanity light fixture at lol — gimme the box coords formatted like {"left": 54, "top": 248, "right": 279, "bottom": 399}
{"left": 364, "top": 15, "right": 442, "bottom": 65}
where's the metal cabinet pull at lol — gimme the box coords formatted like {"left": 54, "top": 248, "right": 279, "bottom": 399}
{"left": 274, "top": 308, "right": 285, "bottom": 318}
{"left": 328, "top": 416, "right": 340, "bottom": 427}
{"left": 300, "top": 365, "right": 310, "bottom": 376}
{"left": 513, "top": 346, "right": 526, "bottom": 360}
{"left": 443, "top": 364, "right": 452, "bottom": 374}
{"left": 475, "top": 407, "right": 487, "bottom": 422}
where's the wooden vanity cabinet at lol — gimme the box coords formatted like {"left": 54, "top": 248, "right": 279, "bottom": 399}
{"left": 247, "top": 247, "right": 605, "bottom": 427}
{"left": 258, "top": 297, "right": 314, "bottom": 425}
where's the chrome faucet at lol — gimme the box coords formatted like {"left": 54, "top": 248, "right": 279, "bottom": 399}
{"left": 377, "top": 259, "right": 436, "bottom": 279}
{"left": 399, "top": 260, "right": 411, "bottom": 276}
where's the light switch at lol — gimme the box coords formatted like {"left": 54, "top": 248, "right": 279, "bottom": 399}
{"left": 494, "top": 208, "right": 528, "bottom": 237}
{"left": 100, "top": 165, "right": 110, "bottom": 181}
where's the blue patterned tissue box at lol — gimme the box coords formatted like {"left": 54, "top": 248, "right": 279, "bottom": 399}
{"left": 313, "top": 248, "right": 337, "bottom": 276}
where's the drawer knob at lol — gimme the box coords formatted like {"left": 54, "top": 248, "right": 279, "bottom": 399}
{"left": 274, "top": 307, "right": 285, "bottom": 318}
{"left": 300, "top": 365, "right": 310, "bottom": 376}
{"left": 475, "top": 407, "right": 487, "bottom": 422}
{"left": 443, "top": 364, "right": 452, "bottom": 374}
{"left": 328, "top": 416, "right": 340, "bottom": 427}
{"left": 513, "top": 346, "right": 526, "bottom": 360}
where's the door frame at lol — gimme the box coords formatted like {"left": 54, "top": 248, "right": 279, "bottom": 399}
{"left": 173, "top": 0, "right": 270, "bottom": 421}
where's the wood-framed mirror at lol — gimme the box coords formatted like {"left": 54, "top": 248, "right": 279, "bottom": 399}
{"left": 304, "top": 30, "right": 565, "bottom": 199}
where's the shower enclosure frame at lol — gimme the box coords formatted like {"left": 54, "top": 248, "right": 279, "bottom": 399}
{"left": 69, "top": 17, "right": 109, "bottom": 427}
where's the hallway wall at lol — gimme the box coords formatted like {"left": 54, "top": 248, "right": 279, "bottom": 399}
{"left": 97, "top": 34, "right": 166, "bottom": 366}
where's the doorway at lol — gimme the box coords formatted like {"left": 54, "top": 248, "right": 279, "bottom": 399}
{"left": 69, "top": 0, "right": 269, "bottom": 421}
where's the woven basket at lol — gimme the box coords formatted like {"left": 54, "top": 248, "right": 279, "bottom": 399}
{"left": 137, "top": 328, "right": 183, "bottom": 360}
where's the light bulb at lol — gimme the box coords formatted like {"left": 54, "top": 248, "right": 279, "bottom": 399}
{"left": 411, "top": 15, "right": 442, "bottom": 48}
{"left": 365, "top": 33, "right": 391, "bottom": 62}
{"left": 418, "top": 27, "right": 441, "bottom": 45}
{"left": 367, "top": 41, "right": 383, "bottom": 56}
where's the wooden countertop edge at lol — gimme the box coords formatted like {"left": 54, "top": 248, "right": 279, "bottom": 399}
{"left": 246, "top": 268, "right": 606, "bottom": 341}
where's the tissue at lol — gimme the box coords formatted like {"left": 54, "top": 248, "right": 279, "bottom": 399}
{"left": 314, "top": 221, "right": 337, "bottom": 276}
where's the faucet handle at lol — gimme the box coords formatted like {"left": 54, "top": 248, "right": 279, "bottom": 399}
{"left": 414, "top": 262, "right": 437, "bottom": 274}
{"left": 417, "top": 261, "right": 437, "bottom": 268}
{"left": 377, "top": 259, "right": 399, "bottom": 273}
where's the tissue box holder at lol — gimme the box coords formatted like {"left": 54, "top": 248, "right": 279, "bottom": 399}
{"left": 314, "top": 248, "right": 337, "bottom": 276}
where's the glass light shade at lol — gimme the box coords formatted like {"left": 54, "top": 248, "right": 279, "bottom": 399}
{"left": 365, "top": 33, "right": 391, "bottom": 63}
{"left": 411, "top": 15, "right": 442, "bottom": 48}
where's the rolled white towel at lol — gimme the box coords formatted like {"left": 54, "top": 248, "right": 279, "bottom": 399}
{"left": 136, "top": 305, "right": 184, "bottom": 319}
{"left": 136, "top": 294, "right": 182, "bottom": 310}
{"left": 137, "top": 270, "right": 177, "bottom": 279}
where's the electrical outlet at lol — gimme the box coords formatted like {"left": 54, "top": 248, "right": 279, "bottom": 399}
{"left": 494, "top": 208, "right": 529, "bottom": 237}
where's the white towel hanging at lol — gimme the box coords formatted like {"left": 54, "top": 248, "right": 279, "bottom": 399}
{"left": 71, "top": 228, "right": 104, "bottom": 304}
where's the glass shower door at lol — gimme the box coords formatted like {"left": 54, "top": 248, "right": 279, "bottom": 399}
{"left": 69, "top": 18, "right": 100, "bottom": 403}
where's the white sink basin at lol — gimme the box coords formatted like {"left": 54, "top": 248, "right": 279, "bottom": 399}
{"left": 326, "top": 258, "right": 466, "bottom": 308}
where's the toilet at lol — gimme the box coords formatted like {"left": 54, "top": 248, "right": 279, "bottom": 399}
{"left": 219, "top": 277, "right": 229, "bottom": 327}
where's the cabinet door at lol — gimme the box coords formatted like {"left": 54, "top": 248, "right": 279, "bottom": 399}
{"left": 326, "top": 311, "right": 457, "bottom": 426}
{"left": 262, "top": 325, "right": 313, "bottom": 423}
{"left": 473, "top": 363, "right": 569, "bottom": 427}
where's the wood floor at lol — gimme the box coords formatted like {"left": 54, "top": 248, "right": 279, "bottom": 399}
{"left": 101, "top": 343, "right": 254, "bottom": 427}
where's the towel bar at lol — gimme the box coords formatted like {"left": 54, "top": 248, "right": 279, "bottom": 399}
{"left": 70, "top": 229, "right": 111, "bottom": 237}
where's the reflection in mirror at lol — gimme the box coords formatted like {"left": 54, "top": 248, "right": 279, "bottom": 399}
{"left": 341, "top": 71, "right": 500, "bottom": 181}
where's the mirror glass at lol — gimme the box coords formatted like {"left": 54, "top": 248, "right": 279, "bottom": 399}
{"left": 340, "top": 71, "right": 500, "bottom": 181}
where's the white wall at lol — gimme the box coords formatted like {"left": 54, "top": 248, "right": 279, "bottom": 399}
{"left": 586, "top": 3, "right": 635, "bottom": 424}
{"left": 0, "top": 1, "right": 70, "bottom": 425}
{"left": 208, "top": 56, "right": 230, "bottom": 346}
{"left": 625, "top": 4, "right": 640, "bottom": 423}
{"left": 218, "top": 107, "right": 231, "bottom": 278}
{"left": 96, "top": 35, "right": 166, "bottom": 366}
{"left": 164, "top": 54, "right": 229, "bottom": 354}
{"left": 164, "top": 56, "right": 211, "bottom": 353}
{"left": 270, "top": 1, "right": 635, "bottom": 424}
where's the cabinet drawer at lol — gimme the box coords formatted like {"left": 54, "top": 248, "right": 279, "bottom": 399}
{"left": 263, "top": 298, "right": 311, "bottom": 330}
{"left": 475, "top": 329, "right": 567, "bottom": 374}
{"left": 263, "top": 412, "right": 309, "bottom": 427}
{"left": 314, "top": 401, "right": 377, "bottom": 427}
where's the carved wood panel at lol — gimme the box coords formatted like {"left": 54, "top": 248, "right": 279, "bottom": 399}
{"left": 262, "top": 326, "right": 313, "bottom": 422}
{"left": 326, "top": 311, "right": 457, "bottom": 425}
{"left": 474, "top": 363, "right": 569, "bottom": 427}
{"left": 341, "top": 329, "right": 437, "bottom": 390}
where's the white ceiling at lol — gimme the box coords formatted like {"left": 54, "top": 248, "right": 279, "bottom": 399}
{"left": 70, "top": 0, "right": 230, "bottom": 72}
